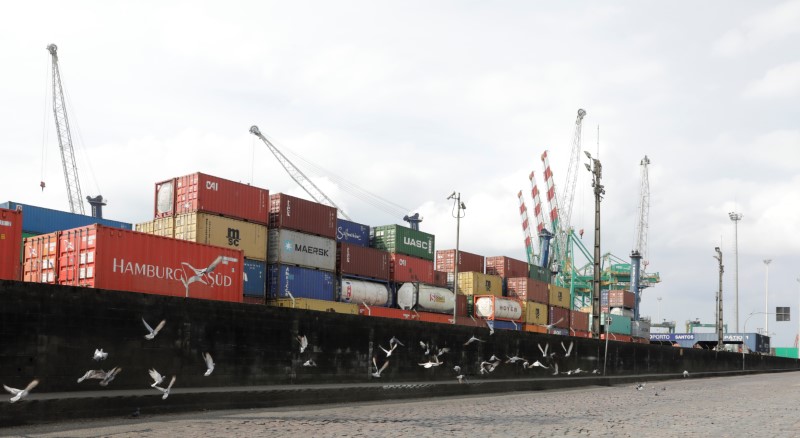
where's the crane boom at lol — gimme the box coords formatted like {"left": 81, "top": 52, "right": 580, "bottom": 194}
{"left": 47, "top": 44, "right": 85, "bottom": 215}
{"left": 633, "top": 155, "right": 650, "bottom": 266}
{"left": 249, "top": 125, "right": 351, "bottom": 220}
{"left": 559, "top": 109, "right": 586, "bottom": 237}
{"left": 517, "top": 190, "right": 535, "bottom": 265}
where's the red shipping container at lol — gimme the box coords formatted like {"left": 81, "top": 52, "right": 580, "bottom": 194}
{"left": 269, "top": 193, "right": 336, "bottom": 239}
{"left": 155, "top": 173, "right": 269, "bottom": 224}
{"left": 54, "top": 225, "right": 243, "bottom": 303}
{"left": 548, "top": 305, "right": 570, "bottom": 329}
{"left": 358, "top": 304, "right": 419, "bottom": 321}
{"left": 570, "top": 310, "right": 590, "bottom": 331}
{"left": 485, "top": 256, "right": 528, "bottom": 278}
{"left": 417, "top": 311, "right": 454, "bottom": 325}
{"left": 389, "top": 253, "right": 434, "bottom": 284}
{"left": 435, "top": 249, "right": 484, "bottom": 273}
{"left": 572, "top": 330, "right": 592, "bottom": 338}
{"left": 0, "top": 208, "right": 23, "bottom": 281}
{"left": 243, "top": 296, "right": 265, "bottom": 305}
{"left": 22, "top": 232, "right": 59, "bottom": 284}
{"left": 337, "top": 242, "right": 390, "bottom": 281}
{"left": 433, "top": 270, "right": 448, "bottom": 287}
{"left": 455, "top": 315, "right": 485, "bottom": 327}
{"left": 607, "top": 289, "right": 635, "bottom": 308}
{"left": 506, "top": 277, "right": 548, "bottom": 303}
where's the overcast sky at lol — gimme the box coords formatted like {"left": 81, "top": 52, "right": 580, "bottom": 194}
{"left": 3, "top": 1, "right": 799, "bottom": 346}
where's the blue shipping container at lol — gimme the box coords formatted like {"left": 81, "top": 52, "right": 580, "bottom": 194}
{"left": 1, "top": 201, "right": 133, "bottom": 234}
{"left": 243, "top": 259, "right": 267, "bottom": 297}
{"left": 335, "top": 218, "right": 370, "bottom": 247}
{"left": 491, "top": 319, "right": 521, "bottom": 331}
{"left": 267, "top": 264, "right": 335, "bottom": 300}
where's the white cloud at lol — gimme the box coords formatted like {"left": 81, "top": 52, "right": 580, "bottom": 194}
{"left": 743, "top": 62, "right": 800, "bottom": 98}
{"left": 714, "top": 0, "right": 800, "bottom": 56}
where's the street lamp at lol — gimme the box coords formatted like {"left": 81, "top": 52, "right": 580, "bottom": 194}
{"left": 729, "top": 212, "right": 742, "bottom": 332}
{"left": 657, "top": 296, "right": 662, "bottom": 323}
{"left": 603, "top": 314, "right": 613, "bottom": 375}
{"left": 447, "top": 192, "right": 466, "bottom": 325}
{"left": 585, "top": 151, "right": 604, "bottom": 338}
{"left": 714, "top": 247, "right": 723, "bottom": 350}
{"left": 764, "top": 259, "right": 772, "bottom": 333}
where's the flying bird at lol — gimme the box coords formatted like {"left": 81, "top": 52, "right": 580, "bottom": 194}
{"left": 506, "top": 355, "right": 526, "bottom": 364}
{"left": 419, "top": 341, "right": 430, "bottom": 355}
{"left": 538, "top": 317, "right": 564, "bottom": 331}
{"left": 561, "top": 341, "right": 574, "bottom": 358}
{"left": 379, "top": 344, "right": 397, "bottom": 357}
{"left": 389, "top": 336, "right": 404, "bottom": 349}
{"left": 479, "top": 359, "right": 501, "bottom": 374}
{"left": 372, "top": 357, "right": 389, "bottom": 378}
{"left": 100, "top": 367, "right": 122, "bottom": 386}
{"left": 149, "top": 369, "right": 165, "bottom": 388}
{"left": 591, "top": 369, "right": 601, "bottom": 374}
{"left": 552, "top": 363, "right": 559, "bottom": 376}
{"left": 453, "top": 365, "right": 461, "bottom": 374}
{"left": 488, "top": 355, "right": 501, "bottom": 362}
{"left": 203, "top": 352, "right": 215, "bottom": 376}
{"left": 537, "top": 343, "right": 551, "bottom": 357}
{"left": 153, "top": 375, "right": 176, "bottom": 400}
{"left": 303, "top": 359, "right": 317, "bottom": 367}
{"left": 93, "top": 348, "right": 108, "bottom": 361}
{"left": 464, "top": 336, "right": 485, "bottom": 346}
{"left": 77, "top": 369, "right": 105, "bottom": 383}
{"left": 456, "top": 374, "right": 467, "bottom": 384}
{"left": 142, "top": 318, "right": 166, "bottom": 340}
{"left": 419, "top": 356, "right": 442, "bottom": 369}
{"left": 437, "top": 347, "right": 450, "bottom": 357}
{"left": 531, "top": 360, "right": 550, "bottom": 369}
{"left": 4, "top": 379, "right": 39, "bottom": 403}
{"left": 297, "top": 335, "right": 308, "bottom": 353}
{"left": 683, "top": 370, "right": 689, "bottom": 378}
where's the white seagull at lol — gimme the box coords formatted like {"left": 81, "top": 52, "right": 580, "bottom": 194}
{"left": 561, "top": 341, "right": 574, "bottom": 358}
{"left": 537, "top": 343, "right": 550, "bottom": 357}
{"left": 464, "top": 336, "right": 485, "bottom": 346}
{"left": 456, "top": 374, "right": 467, "bottom": 383}
{"left": 419, "top": 341, "right": 430, "bottom": 355}
{"left": 297, "top": 335, "right": 308, "bottom": 353}
{"left": 4, "top": 379, "right": 39, "bottom": 403}
{"left": 506, "top": 355, "right": 526, "bottom": 364}
{"left": 453, "top": 365, "right": 461, "bottom": 374}
{"left": 379, "top": 344, "right": 397, "bottom": 357}
{"left": 437, "top": 347, "right": 450, "bottom": 357}
{"left": 683, "top": 370, "right": 689, "bottom": 378}
{"left": 203, "top": 352, "right": 215, "bottom": 376}
{"left": 142, "top": 318, "right": 166, "bottom": 340}
{"left": 389, "top": 336, "right": 404, "bottom": 349}
{"left": 77, "top": 370, "right": 105, "bottom": 383}
{"left": 149, "top": 368, "right": 165, "bottom": 388}
{"left": 419, "top": 356, "right": 442, "bottom": 369}
{"left": 479, "top": 359, "right": 501, "bottom": 374}
{"left": 303, "top": 359, "right": 317, "bottom": 367}
{"left": 372, "top": 357, "right": 389, "bottom": 377}
{"left": 99, "top": 367, "right": 122, "bottom": 386}
{"left": 93, "top": 348, "right": 108, "bottom": 361}
{"left": 538, "top": 317, "right": 564, "bottom": 331}
{"left": 531, "top": 360, "right": 550, "bottom": 369}
{"left": 153, "top": 375, "right": 176, "bottom": 400}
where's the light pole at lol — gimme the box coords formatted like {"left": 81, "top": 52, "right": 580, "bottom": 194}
{"left": 743, "top": 311, "right": 776, "bottom": 370}
{"left": 714, "top": 247, "right": 723, "bottom": 350}
{"left": 603, "top": 314, "right": 612, "bottom": 375}
{"left": 729, "top": 212, "right": 742, "bottom": 332}
{"left": 585, "top": 151, "right": 604, "bottom": 338}
{"left": 764, "top": 259, "right": 772, "bottom": 334}
{"left": 657, "top": 296, "right": 662, "bottom": 323}
{"left": 447, "top": 192, "right": 465, "bottom": 325}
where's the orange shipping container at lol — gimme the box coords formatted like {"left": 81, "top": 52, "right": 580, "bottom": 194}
{"left": 523, "top": 324, "right": 547, "bottom": 334}
{"left": 572, "top": 329, "right": 592, "bottom": 338}
{"left": 156, "top": 173, "right": 269, "bottom": 224}
{"left": 358, "top": 304, "right": 419, "bottom": 321}
{"left": 22, "top": 232, "right": 59, "bottom": 284}
{"left": 601, "top": 333, "right": 632, "bottom": 343}
{"left": 0, "top": 208, "right": 23, "bottom": 281}
{"left": 54, "top": 225, "right": 243, "bottom": 302}
{"left": 417, "top": 311, "right": 454, "bottom": 324}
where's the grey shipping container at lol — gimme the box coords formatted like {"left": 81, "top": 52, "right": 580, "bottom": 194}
{"left": 370, "top": 224, "right": 435, "bottom": 261}
{"left": 268, "top": 229, "right": 336, "bottom": 272}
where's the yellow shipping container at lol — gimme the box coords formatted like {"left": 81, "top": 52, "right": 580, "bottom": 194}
{"left": 267, "top": 298, "right": 360, "bottom": 315}
{"left": 134, "top": 216, "right": 175, "bottom": 238}
{"left": 523, "top": 301, "right": 548, "bottom": 325}
{"left": 457, "top": 271, "right": 502, "bottom": 296}
{"left": 174, "top": 212, "right": 267, "bottom": 261}
{"left": 548, "top": 284, "right": 570, "bottom": 309}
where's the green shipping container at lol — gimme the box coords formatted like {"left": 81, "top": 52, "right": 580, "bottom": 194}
{"left": 596, "top": 313, "right": 632, "bottom": 335}
{"left": 370, "top": 224, "right": 435, "bottom": 261}
{"left": 528, "top": 264, "right": 550, "bottom": 282}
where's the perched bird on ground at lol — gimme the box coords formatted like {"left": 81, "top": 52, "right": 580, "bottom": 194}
{"left": 297, "top": 335, "right": 308, "bottom": 353}
{"left": 379, "top": 344, "right": 397, "bottom": 357}
{"left": 636, "top": 383, "right": 645, "bottom": 391}
{"left": 464, "top": 336, "right": 485, "bottom": 346}
{"left": 561, "top": 341, "right": 574, "bottom": 358}
{"left": 372, "top": 357, "right": 389, "bottom": 378}
{"left": 389, "top": 336, "right": 404, "bottom": 349}
{"left": 93, "top": 348, "right": 108, "bottom": 361}
{"left": 4, "top": 379, "right": 39, "bottom": 403}
{"left": 683, "top": 370, "right": 689, "bottom": 378}
{"left": 572, "top": 368, "right": 583, "bottom": 375}
{"left": 148, "top": 368, "right": 165, "bottom": 388}
{"left": 142, "top": 318, "right": 166, "bottom": 340}
{"left": 203, "top": 352, "right": 215, "bottom": 376}
{"left": 100, "top": 367, "right": 122, "bottom": 386}
{"left": 303, "top": 359, "right": 317, "bottom": 367}
{"left": 456, "top": 375, "right": 467, "bottom": 383}
{"left": 153, "top": 375, "right": 176, "bottom": 400}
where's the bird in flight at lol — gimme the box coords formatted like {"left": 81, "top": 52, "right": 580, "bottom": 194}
{"left": 506, "top": 355, "right": 526, "bottom": 364}
{"left": 551, "top": 363, "right": 559, "bottom": 376}
{"left": 683, "top": 370, "right": 689, "bottom": 378}
{"left": 303, "top": 359, "right": 317, "bottom": 367}
{"left": 4, "top": 379, "right": 39, "bottom": 403}
{"left": 99, "top": 367, "right": 122, "bottom": 386}
{"left": 464, "top": 336, "right": 485, "bottom": 346}
{"left": 372, "top": 357, "right": 389, "bottom": 377}
{"left": 453, "top": 365, "right": 461, "bottom": 374}
{"left": 419, "top": 356, "right": 442, "bottom": 369}
{"left": 93, "top": 348, "right": 108, "bottom": 361}
{"left": 203, "top": 352, "right": 215, "bottom": 376}
{"left": 153, "top": 375, "right": 177, "bottom": 400}
{"left": 149, "top": 369, "right": 165, "bottom": 388}
{"left": 456, "top": 374, "right": 467, "bottom": 384}
{"left": 538, "top": 317, "right": 564, "bottom": 331}
{"left": 389, "top": 336, "right": 404, "bottom": 349}
{"left": 142, "top": 318, "right": 166, "bottom": 340}
{"left": 297, "top": 335, "right": 308, "bottom": 353}
{"left": 537, "top": 343, "right": 551, "bottom": 357}
{"left": 379, "top": 344, "right": 397, "bottom": 357}
{"left": 180, "top": 256, "right": 238, "bottom": 294}
{"left": 561, "top": 341, "right": 574, "bottom": 358}
{"left": 437, "top": 347, "right": 450, "bottom": 357}
{"left": 419, "top": 341, "right": 430, "bottom": 355}
{"left": 530, "top": 360, "right": 550, "bottom": 369}
{"left": 479, "top": 359, "right": 501, "bottom": 374}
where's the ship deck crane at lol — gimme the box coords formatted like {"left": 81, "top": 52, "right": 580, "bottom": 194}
{"left": 630, "top": 155, "right": 651, "bottom": 321}
{"left": 250, "top": 125, "right": 351, "bottom": 220}
{"left": 517, "top": 190, "right": 536, "bottom": 265}
{"left": 46, "top": 44, "right": 104, "bottom": 217}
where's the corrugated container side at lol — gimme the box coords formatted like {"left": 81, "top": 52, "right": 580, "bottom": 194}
{"left": 267, "top": 229, "right": 336, "bottom": 271}
{"left": 335, "top": 218, "right": 370, "bottom": 247}
{"left": 491, "top": 320, "right": 521, "bottom": 331}
{"left": 417, "top": 311, "right": 454, "bottom": 324}
{"left": 548, "top": 284, "right": 570, "bottom": 309}
{"left": 610, "top": 307, "right": 634, "bottom": 319}
{"left": 548, "top": 306, "right": 570, "bottom": 329}
{"left": 358, "top": 304, "right": 419, "bottom": 321}
{"left": 0, "top": 208, "right": 23, "bottom": 281}
{"left": 523, "top": 301, "right": 548, "bottom": 325}
{"left": 570, "top": 310, "right": 590, "bottom": 332}
{"left": 266, "top": 264, "right": 335, "bottom": 300}
{"left": 243, "top": 258, "right": 267, "bottom": 297}
{"left": 607, "top": 289, "right": 635, "bottom": 308}
{"left": 433, "top": 270, "right": 448, "bottom": 287}
{"left": 56, "top": 225, "right": 243, "bottom": 302}
{"left": 135, "top": 216, "right": 175, "bottom": 238}
{"left": 22, "top": 232, "right": 59, "bottom": 283}
{"left": 601, "top": 333, "right": 633, "bottom": 343}
{"left": 337, "top": 242, "right": 389, "bottom": 281}
{"left": 174, "top": 212, "right": 268, "bottom": 261}
{"left": 597, "top": 313, "right": 632, "bottom": 335}
{"left": 243, "top": 296, "right": 265, "bottom": 305}
{"left": 528, "top": 263, "right": 550, "bottom": 282}
{"left": 269, "top": 193, "right": 336, "bottom": 239}
{"left": 267, "top": 298, "right": 359, "bottom": 315}
{"left": 435, "top": 249, "right": 484, "bottom": 273}
{"left": 1, "top": 201, "right": 133, "bottom": 234}
{"left": 573, "top": 330, "right": 592, "bottom": 338}
{"left": 474, "top": 295, "right": 523, "bottom": 322}
{"left": 523, "top": 324, "right": 548, "bottom": 334}
{"left": 506, "top": 277, "right": 548, "bottom": 303}
{"left": 456, "top": 272, "right": 503, "bottom": 296}
{"left": 389, "top": 253, "right": 434, "bottom": 284}
{"left": 172, "top": 173, "right": 269, "bottom": 224}
{"left": 485, "top": 256, "right": 527, "bottom": 278}
{"left": 370, "top": 224, "right": 435, "bottom": 261}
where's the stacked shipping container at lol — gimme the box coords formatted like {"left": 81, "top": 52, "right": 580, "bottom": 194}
{"left": 0, "top": 208, "right": 22, "bottom": 281}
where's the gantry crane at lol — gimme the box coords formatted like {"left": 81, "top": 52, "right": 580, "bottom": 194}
{"left": 630, "top": 155, "right": 651, "bottom": 320}
{"left": 249, "top": 125, "right": 351, "bottom": 220}
{"left": 517, "top": 190, "right": 536, "bottom": 265}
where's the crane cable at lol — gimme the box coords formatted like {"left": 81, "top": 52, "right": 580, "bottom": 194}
{"left": 40, "top": 58, "right": 50, "bottom": 191}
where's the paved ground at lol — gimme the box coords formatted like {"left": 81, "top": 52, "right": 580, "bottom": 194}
{"left": 3, "top": 372, "right": 800, "bottom": 437}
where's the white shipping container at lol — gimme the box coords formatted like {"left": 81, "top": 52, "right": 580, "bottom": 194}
{"left": 610, "top": 307, "right": 635, "bottom": 319}
{"left": 338, "top": 278, "right": 390, "bottom": 307}
{"left": 475, "top": 296, "right": 523, "bottom": 321}
{"left": 267, "top": 229, "right": 336, "bottom": 271}
{"left": 396, "top": 282, "right": 455, "bottom": 314}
